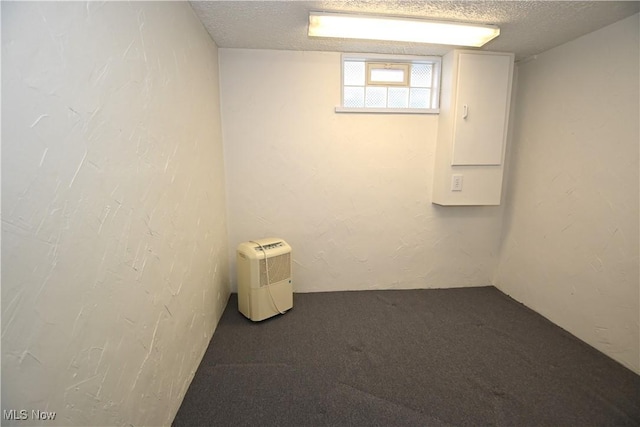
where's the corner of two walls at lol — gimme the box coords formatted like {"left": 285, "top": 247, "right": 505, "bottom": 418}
{"left": 2, "top": 2, "right": 229, "bottom": 425}
{"left": 494, "top": 14, "right": 640, "bottom": 374}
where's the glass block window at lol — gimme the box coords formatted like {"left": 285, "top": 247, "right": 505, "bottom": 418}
{"left": 339, "top": 54, "right": 441, "bottom": 113}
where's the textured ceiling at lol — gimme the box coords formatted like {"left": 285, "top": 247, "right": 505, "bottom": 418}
{"left": 190, "top": 1, "right": 639, "bottom": 60}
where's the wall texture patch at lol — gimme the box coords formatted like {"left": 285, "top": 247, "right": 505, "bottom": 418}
{"left": 1, "top": 2, "right": 229, "bottom": 425}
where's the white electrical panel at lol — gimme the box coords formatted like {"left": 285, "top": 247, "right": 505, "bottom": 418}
{"left": 451, "top": 54, "right": 511, "bottom": 166}
{"left": 432, "top": 50, "right": 514, "bottom": 206}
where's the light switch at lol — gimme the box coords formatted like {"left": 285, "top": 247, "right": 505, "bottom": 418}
{"left": 451, "top": 174, "right": 463, "bottom": 191}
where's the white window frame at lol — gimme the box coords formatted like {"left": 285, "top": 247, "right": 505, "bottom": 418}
{"left": 337, "top": 53, "right": 441, "bottom": 114}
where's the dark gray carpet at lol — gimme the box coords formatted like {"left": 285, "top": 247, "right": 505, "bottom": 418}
{"left": 173, "top": 287, "right": 640, "bottom": 426}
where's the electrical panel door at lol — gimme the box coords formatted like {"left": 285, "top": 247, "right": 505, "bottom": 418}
{"left": 451, "top": 53, "right": 511, "bottom": 166}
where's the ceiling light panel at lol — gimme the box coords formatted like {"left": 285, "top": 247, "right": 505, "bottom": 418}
{"left": 308, "top": 12, "right": 500, "bottom": 48}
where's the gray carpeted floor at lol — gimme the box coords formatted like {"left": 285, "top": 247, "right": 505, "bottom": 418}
{"left": 173, "top": 287, "right": 640, "bottom": 426}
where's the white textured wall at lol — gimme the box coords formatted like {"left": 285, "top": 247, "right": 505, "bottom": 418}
{"left": 494, "top": 14, "right": 640, "bottom": 373}
{"left": 220, "top": 49, "right": 505, "bottom": 293}
{"left": 2, "top": 2, "right": 229, "bottom": 425}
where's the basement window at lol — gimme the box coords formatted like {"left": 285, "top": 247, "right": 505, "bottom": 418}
{"left": 337, "top": 54, "right": 441, "bottom": 114}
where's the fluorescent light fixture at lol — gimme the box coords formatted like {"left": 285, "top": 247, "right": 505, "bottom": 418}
{"left": 308, "top": 12, "right": 500, "bottom": 47}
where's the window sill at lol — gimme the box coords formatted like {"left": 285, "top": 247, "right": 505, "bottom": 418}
{"left": 335, "top": 107, "right": 439, "bottom": 114}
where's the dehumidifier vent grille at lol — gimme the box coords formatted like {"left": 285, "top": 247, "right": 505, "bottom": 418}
{"left": 259, "top": 252, "right": 291, "bottom": 287}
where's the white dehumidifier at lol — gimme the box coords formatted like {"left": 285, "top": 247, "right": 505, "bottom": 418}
{"left": 237, "top": 238, "right": 293, "bottom": 321}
